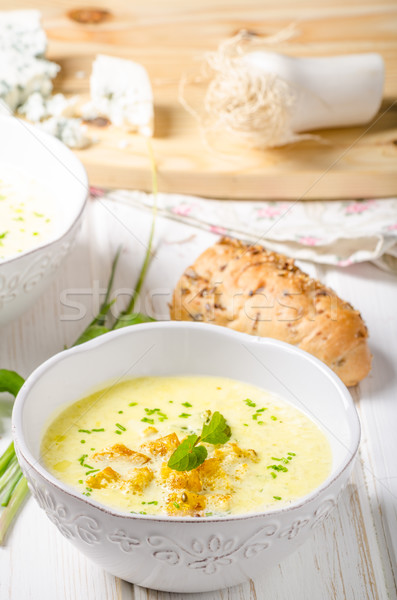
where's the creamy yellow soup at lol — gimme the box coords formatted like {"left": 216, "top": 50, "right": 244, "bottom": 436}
{"left": 41, "top": 376, "right": 332, "bottom": 517}
{"left": 0, "top": 165, "right": 57, "bottom": 260}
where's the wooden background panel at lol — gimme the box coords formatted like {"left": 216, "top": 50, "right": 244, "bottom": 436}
{"left": 1, "top": 0, "right": 397, "bottom": 198}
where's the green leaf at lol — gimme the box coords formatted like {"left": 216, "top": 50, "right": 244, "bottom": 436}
{"left": 201, "top": 411, "right": 231, "bottom": 445}
{"left": 113, "top": 313, "right": 155, "bottom": 330}
{"left": 73, "top": 325, "right": 110, "bottom": 346}
{"left": 167, "top": 435, "right": 207, "bottom": 471}
{"left": 0, "top": 370, "right": 25, "bottom": 398}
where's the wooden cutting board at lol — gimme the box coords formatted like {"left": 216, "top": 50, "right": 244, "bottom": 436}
{"left": 4, "top": 0, "right": 397, "bottom": 199}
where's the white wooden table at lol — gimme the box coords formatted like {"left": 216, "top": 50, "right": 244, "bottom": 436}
{"left": 0, "top": 197, "right": 396, "bottom": 600}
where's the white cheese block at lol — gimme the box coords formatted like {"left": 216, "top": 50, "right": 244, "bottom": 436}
{"left": 89, "top": 54, "right": 154, "bottom": 136}
{"left": 0, "top": 10, "right": 47, "bottom": 57}
{"left": 40, "top": 117, "right": 91, "bottom": 149}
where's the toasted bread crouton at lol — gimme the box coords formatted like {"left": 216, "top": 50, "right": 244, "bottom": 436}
{"left": 161, "top": 463, "right": 202, "bottom": 492}
{"left": 141, "top": 433, "right": 180, "bottom": 457}
{"left": 86, "top": 466, "right": 120, "bottom": 489}
{"left": 93, "top": 444, "right": 150, "bottom": 466}
{"left": 143, "top": 426, "right": 158, "bottom": 437}
{"left": 206, "top": 493, "right": 232, "bottom": 513}
{"left": 166, "top": 491, "right": 206, "bottom": 516}
{"left": 215, "top": 442, "right": 259, "bottom": 465}
{"left": 197, "top": 458, "right": 231, "bottom": 491}
{"left": 122, "top": 466, "right": 154, "bottom": 493}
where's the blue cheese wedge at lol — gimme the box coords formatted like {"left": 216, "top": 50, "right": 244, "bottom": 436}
{"left": 89, "top": 54, "right": 154, "bottom": 136}
{"left": 0, "top": 10, "right": 47, "bottom": 58}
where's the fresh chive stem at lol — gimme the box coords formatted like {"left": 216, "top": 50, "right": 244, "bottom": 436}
{"left": 0, "top": 477, "right": 29, "bottom": 545}
{"left": 0, "top": 443, "right": 15, "bottom": 478}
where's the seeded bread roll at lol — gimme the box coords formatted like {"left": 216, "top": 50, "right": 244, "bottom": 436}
{"left": 170, "top": 237, "right": 371, "bottom": 386}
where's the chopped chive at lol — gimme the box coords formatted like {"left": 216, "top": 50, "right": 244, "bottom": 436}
{"left": 244, "top": 399, "right": 256, "bottom": 407}
{"left": 115, "top": 430, "right": 122, "bottom": 435}
{"left": 129, "top": 402, "right": 138, "bottom": 407}
{"left": 139, "top": 511, "right": 147, "bottom": 515}
{"left": 252, "top": 414, "right": 258, "bottom": 420}
{"left": 78, "top": 429, "right": 91, "bottom": 434}
{"left": 270, "top": 416, "right": 277, "bottom": 421}
{"left": 78, "top": 454, "right": 88, "bottom": 465}
{"left": 118, "top": 410, "right": 123, "bottom": 414}
{"left": 78, "top": 480, "right": 83, "bottom": 484}
{"left": 258, "top": 421, "right": 264, "bottom": 425}
{"left": 147, "top": 500, "right": 158, "bottom": 505}
{"left": 115, "top": 423, "right": 126, "bottom": 431}
{"left": 80, "top": 440, "right": 86, "bottom": 444}
{"left": 287, "top": 452, "right": 296, "bottom": 456}
{"left": 141, "top": 417, "right": 154, "bottom": 424}
{"left": 85, "top": 469, "right": 100, "bottom": 476}
{"left": 256, "top": 408, "right": 266, "bottom": 413}
{"left": 270, "top": 472, "right": 277, "bottom": 479}
{"left": 91, "top": 428, "right": 105, "bottom": 432}
{"left": 86, "top": 487, "right": 92, "bottom": 492}
{"left": 205, "top": 512, "right": 213, "bottom": 516}
{"left": 273, "top": 496, "right": 282, "bottom": 500}
{"left": 243, "top": 423, "right": 249, "bottom": 426}
{"left": 90, "top": 448, "right": 95, "bottom": 451}
{"left": 182, "top": 402, "right": 192, "bottom": 408}
{"left": 173, "top": 502, "right": 180, "bottom": 509}
{"left": 179, "top": 413, "right": 191, "bottom": 418}
{"left": 169, "top": 400, "right": 173, "bottom": 403}
{"left": 271, "top": 457, "right": 282, "bottom": 461}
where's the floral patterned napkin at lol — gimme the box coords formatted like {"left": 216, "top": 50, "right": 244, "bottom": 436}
{"left": 92, "top": 187, "right": 397, "bottom": 272}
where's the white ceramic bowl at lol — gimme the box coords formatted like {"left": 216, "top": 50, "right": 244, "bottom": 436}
{"left": 13, "top": 322, "right": 360, "bottom": 593}
{"left": 0, "top": 115, "right": 88, "bottom": 327}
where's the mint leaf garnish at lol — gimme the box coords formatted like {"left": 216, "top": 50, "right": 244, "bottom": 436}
{"left": 201, "top": 411, "right": 231, "bottom": 445}
{"left": 167, "top": 412, "right": 231, "bottom": 472}
{"left": 167, "top": 435, "right": 208, "bottom": 471}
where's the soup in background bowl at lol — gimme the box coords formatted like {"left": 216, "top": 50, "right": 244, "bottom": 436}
{"left": 0, "top": 115, "right": 88, "bottom": 327}
{"left": 13, "top": 322, "right": 360, "bottom": 593}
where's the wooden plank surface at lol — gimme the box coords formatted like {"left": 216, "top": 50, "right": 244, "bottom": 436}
{"left": 2, "top": 0, "right": 397, "bottom": 199}
{"left": 0, "top": 197, "right": 396, "bottom": 599}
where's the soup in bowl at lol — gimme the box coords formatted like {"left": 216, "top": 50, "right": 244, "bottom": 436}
{"left": 13, "top": 322, "right": 360, "bottom": 593}
{"left": 0, "top": 115, "right": 88, "bottom": 326}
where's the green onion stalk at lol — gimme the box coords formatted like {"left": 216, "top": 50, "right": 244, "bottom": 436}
{"left": 0, "top": 140, "right": 158, "bottom": 543}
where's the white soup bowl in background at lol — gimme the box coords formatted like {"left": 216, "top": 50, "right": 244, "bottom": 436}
{"left": 0, "top": 115, "right": 88, "bottom": 327}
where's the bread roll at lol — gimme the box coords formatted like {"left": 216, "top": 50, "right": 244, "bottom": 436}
{"left": 170, "top": 237, "right": 371, "bottom": 386}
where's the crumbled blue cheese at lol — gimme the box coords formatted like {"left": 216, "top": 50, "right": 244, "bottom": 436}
{"left": 40, "top": 117, "right": 91, "bottom": 149}
{"left": 0, "top": 11, "right": 59, "bottom": 113}
{"left": 19, "top": 92, "right": 78, "bottom": 122}
{"left": 89, "top": 54, "right": 154, "bottom": 136}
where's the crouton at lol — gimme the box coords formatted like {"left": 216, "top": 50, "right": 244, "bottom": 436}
{"left": 122, "top": 466, "right": 154, "bottom": 493}
{"left": 161, "top": 463, "right": 202, "bottom": 492}
{"left": 93, "top": 444, "right": 150, "bottom": 466}
{"left": 206, "top": 493, "right": 232, "bottom": 512}
{"left": 86, "top": 466, "right": 120, "bottom": 489}
{"left": 166, "top": 491, "right": 206, "bottom": 516}
{"left": 197, "top": 458, "right": 231, "bottom": 491}
{"left": 143, "top": 426, "right": 158, "bottom": 437}
{"left": 141, "top": 433, "right": 180, "bottom": 457}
